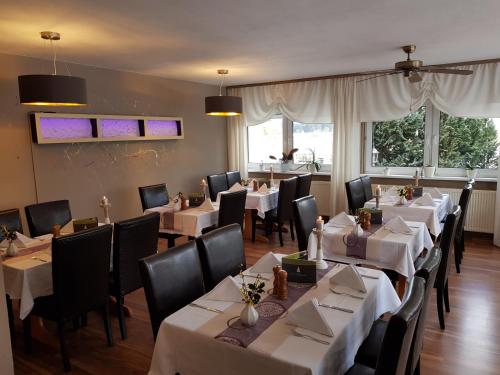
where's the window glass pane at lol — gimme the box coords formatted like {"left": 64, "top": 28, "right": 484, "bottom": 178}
{"left": 248, "top": 117, "right": 283, "bottom": 163}
{"left": 371, "top": 107, "right": 425, "bottom": 167}
{"left": 439, "top": 113, "right": 500, "bottom": 169}
{"left": 292, "top": 122, "right": 333, "bottom": 165}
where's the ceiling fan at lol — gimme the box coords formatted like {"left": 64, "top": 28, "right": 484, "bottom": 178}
{"left": 359, "top": 45, "right": 473, "bottom": 83}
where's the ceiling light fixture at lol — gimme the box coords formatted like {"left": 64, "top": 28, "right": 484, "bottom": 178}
{"left": 205, "top": 69, "right": 242, "bottom": 116}
{"left": 18, "top": 31, "right": 87, "bottom": 106}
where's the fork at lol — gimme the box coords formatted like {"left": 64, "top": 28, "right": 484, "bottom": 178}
{"left": 329, "top": 288, "right": 364, "bottom": 300}
{"left": 292, "top": 328, "right": 331, "bottom": 345}
{"left": 31, "top": 256, "right": 48, "bottom": 263}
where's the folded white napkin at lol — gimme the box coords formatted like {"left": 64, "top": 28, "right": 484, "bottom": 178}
{"left": 287, "top": 298, "right": 334, "bottom": 337}
{"left": 204, "top": 276, "right": 242, "bottom": 302}
{"left": 229, "top": 182, "right": 245, "bottom": 192}
{"left": 414, "top": 193, "right": 435, "bottom": 206}
{"left": 327, "top": 212, "right": 355, "bottom": 227}
{"left": 428, "top": 187, "right": 443, "bottom": 199}
{"left": 384, "top": 216, "right": 413, "bottom": 234}
{"left": 249, "top": 251, "right": 281, "bottom": 273}
{"left": 0, "top": 231, "right": 36, "bottom": 249}
{"left": 329, "top": 265, "right": 367, "bottom": 293}
{"left": 199, "top": 198, "right": 216, "bottom": 211}
{"left": 257, "top": 183, "right": 268, "bottom": 194}
{"left": 385, "top": 186, "right": 398, "bottom": 196}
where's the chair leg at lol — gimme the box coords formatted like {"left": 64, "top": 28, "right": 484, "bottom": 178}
{"left": 6, "top": 295, "right": 15, "bottom": 345}
{"left": 102, "top": 304, "right": 114, "bottom": 347}
{"left": 252, "top": 214, "right": 257, "bottom": 243}
{"left": 167, "top": 237, "right": 176, "bottom": 248}
{"left": 454, "top": 247, "right": 461, "bottom": 273}
{"left": 444, "top": 281, "right": 450, "bottom": 313}
{"left": 289, "top": 220, "right": 295, "bottom": 241}
{"left": 414, "top": 358, "right": 421, "bottom": 375}
{"left": 117, "top": 295, "right": 127, "bottom": 340}
{"left": 437, "top": 287, "right": 445, "bottom": 330}
{"left": 22, "top": 315, "right": 32, "bottom": 354}
{"left": 57, "top": 318, "right": 71, "bottom": 372}
{"left": 278, "top": 223, "right": 284, "bottom": 247}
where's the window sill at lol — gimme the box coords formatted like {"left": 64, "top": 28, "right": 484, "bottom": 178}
{"left": 364, "top": 174, "right": 497, "bottom": 191}
{"left": 364, "top": 173, "right": 497, "bottom": 183}
{"left": 248, "top": 169, "right": 331, "bottom": 181}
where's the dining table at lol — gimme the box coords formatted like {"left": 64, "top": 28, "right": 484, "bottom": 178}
{"left": 148, "top": 258, "right": 400, "bottom": 375}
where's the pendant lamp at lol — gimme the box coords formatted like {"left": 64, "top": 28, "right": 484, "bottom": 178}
{"left": 18, "top": 31, "right": 87, "bottom": 106}
{"left": 205, "top": 69, "right": 242, "bottom": 116}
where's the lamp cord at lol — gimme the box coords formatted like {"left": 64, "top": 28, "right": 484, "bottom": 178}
{"left": 50, "top": 38, "right": 57, "bottom": 75}
{"left": 219, "top": 73, "right": 225, "bottom": 96}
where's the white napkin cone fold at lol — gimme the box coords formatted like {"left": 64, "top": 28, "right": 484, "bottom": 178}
{"left": 414, "top": 193, "right": 435, "bottom": 206}
{"left": 166, "top": 196, "right": 182, "bottom": 211}
{"left": 327, "top": 212, "right": 355, "bottom": 228}
{"left": 329, "top": 265, "right": 367, "bottom": 293}
{"left": 204, "top": 276, "right": 242, "bottom": 302}
{"left": 229, "top": 182, "right": 245, "bottom": 192}
{"left": 249, "top": 251, "right": 281, "bottom": 273}
{"left": 199, "top": 198, "right": 215, "bottom": 211}
{"left": 428, "top": 187, "right": 443, "bottom": 199}
{"left": 287, "top": 298, "right": 334, "bottom": 337}
{"left": 257, "top": 183, "right": 269, "bottom": 194}
{"left": 384, "top": 216, "right": 413, "bottom": 234}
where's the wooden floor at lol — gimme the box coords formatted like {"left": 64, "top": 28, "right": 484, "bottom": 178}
{"left": 10, "top": 232, "right": 500, "bottom": 374}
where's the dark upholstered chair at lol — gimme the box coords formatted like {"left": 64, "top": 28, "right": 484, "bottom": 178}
{"left": 110, "top": 213, "right": 160, "bottom": 339}
{"left": 293, "top": 195, "right": 318, "bottom": 252}
{"left": 255, "top": 177, "right": 297, "bottom": 246}
{"left": 360, "top": 175, "right": 374, "bottom": 201}
{"left": 25, "top": 200, "right": 72, "bottom": 237}
{"left": 226, "top": 171, "right": 241, "bottom": 188}
{"left": 207, "top": 173, "right": 229, "bottom": 202}
{"left": 296, "top": 173, "right": 313, "bottom": 199}
{"left": 454, "top": 184, "right": 472, "bottom": 272}
{"left": 345, "top": 178, "right": 366, "bottom": 214}
{"left": 196, "top": 224, "right": 246, "bottom": 291}
{"left": 202, "top": 190, "right": 247, "bottom": 234}
{"left": 139, "top": 241, "right": 205, "bottom": 340}
{"left": 23, "top": 225, "right": 114, "bottom": 372}
{"left": 355, "top": 248, "right": 441, "bottom": 375}
{"left": 345, "top": 276, "right": 425, "bottom": 375}
{"left": 138, "top": 183, "right": 180, "bottom": 248}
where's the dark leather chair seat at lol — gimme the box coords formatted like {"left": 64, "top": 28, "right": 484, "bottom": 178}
{"left": 0, "top": 208, "right": 23, "bottom": 238}
{"left": 207, "top": 173, "right": 229, "bottom": 202}
{"left": 345, "top": 363, "right": 376, "bottom": 375}
{"left": 360, "top": 176, "right": 374, "bottom": 201}
{"left": 345, "top": 178, "right": 366, "bottom": 214}
{"left": 226, "top": 171, "right": 241, "bottom": 188}
{"left": 293, "top": 195, "right": 319, "bottom": 252}
{"left": 202, "top": 190, "right": 247, "bottom": 234}
{"left": 296, "top": 173, "right": 313, "bottom": 199}
{"left": 25, "top": 200, "right": 72, "bottom": 237}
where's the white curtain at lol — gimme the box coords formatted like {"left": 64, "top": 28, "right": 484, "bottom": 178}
{"left": 496, "top": 170, "right": 500, "bottom": 247}
{"left": 226, "top": 88, "right": 248, "bottom": 179}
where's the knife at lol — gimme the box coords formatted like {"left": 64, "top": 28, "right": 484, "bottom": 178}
{"left": 318, "top": 303, "right": 354, "bottom": 313}
{"left": 189, "top": 303, "right": 223, "bottom": 314}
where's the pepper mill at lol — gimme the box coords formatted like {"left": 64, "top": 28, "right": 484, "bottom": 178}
{"left": 253, "top": 179, "right": 258, "bottom": 192}
{"left": 273, "top": 265, "right": 281, "bottom": 295}
{"left": 180, "top": 194, "right": 188, "bottom": 210}
{"left": 277, "top": 270, "right": 288, "bottom": 300}
{"left": 51, "top": 224, "right": 61, "bottom": 238}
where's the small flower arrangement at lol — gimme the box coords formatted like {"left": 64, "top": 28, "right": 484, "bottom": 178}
{"left": 239, "top": 270, "right": 265, "bottom": 305}
{"left": 269, "top": 148, "right": 299, "bottom": 164}
{"left": 1, "top": 225, "right": 17, "bottom": 242}
{"left": 397, "top": 186, "right": 409, "bottom": 197}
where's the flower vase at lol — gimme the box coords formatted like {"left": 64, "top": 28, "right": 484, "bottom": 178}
{"left": 398, "top": 196, "right": 407, "bottom": 205}
{"left": 240, "top": 303, "right": 259, "bottom": 327}
{"left": 351, "top": 224, "right": 364, "bottom": 237}
{"left": 308, "top": 164, "right": 316, "bottom": 174}
{"left": 6, "top": 240, "right": 18, "bottom": 257}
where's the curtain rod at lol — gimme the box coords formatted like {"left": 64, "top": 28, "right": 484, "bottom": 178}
{"left": 228, "top": 57, "right": 500, "bottom": 89}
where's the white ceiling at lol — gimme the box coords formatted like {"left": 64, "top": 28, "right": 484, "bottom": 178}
{"left": 2, "top": 0, "right": 500, "bottom": 86}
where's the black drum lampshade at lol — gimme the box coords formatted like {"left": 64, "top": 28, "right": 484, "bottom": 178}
{"left": 18, "top": 74, "right": 87, "bottom": 106}
{"left": 205, "top": 95, "right": 242, "bottom": 116}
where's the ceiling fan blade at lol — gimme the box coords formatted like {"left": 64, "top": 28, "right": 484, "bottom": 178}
{"left": 356, "top": 71, "right": 401, "bottom": 83}
{"left": 420, "top": 67, "right": 473, "bottom": 75}
{"left": 408, "top": 72, "right": 422, "bottom": 83}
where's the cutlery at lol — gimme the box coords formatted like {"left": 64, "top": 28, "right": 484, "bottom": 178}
{"left": 329, "top": 288, "right": 364, "bottom": 300}
{"left": 189, "top": 303, "right": 223, "bottom": 314}
{"left": 242, "top": 273, "right": 271, "bottom": 281}
{"left": 31, "top": 256, "right": 48, "bottom": 263}
{"left": 318, "top": 303, "right": 354, "bottom": 313}
{"left": 292, "top": 329, "right": 331, "bottom": 345}
{"left": 359, "top": 273, "right": 379, "bottom": 280}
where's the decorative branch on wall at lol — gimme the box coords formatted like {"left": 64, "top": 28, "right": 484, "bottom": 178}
{"left": 30, "top": 112, "right": 184, "bottom": 144}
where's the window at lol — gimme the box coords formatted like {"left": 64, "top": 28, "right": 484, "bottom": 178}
{"left": 365, "top": 102, "right": 500, "bottom": 178}
{"left": 248, "top": 116, "right": 334, "bottom": 171}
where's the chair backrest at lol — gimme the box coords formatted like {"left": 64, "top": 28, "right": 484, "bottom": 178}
{"left": 293, "top": 195, "right": 318, "bottom": 251}
{"left": 277, "top": 177, "right": 298, "bottom": 221}
{"left": 226, "top": 171, "right": 241, "bottom": 188}
{"left": 195, "top": 224, "right": 246, "bottom": 291}
{"left": 207, "top": 173, "right": 229, "bottom": 202}
{"left": 360, "top": 175, "right": 374, "bottom": 201}
{"left": 345, "top": 178, "right": 366, "bottom": 214}
{"left": 139, "top": 241, "right": 205, "bottom": 339}
{"left": 408, "top": 247, "right": 442, "bottom": 375}
{"left": 112, "top": 213, "right": 160, "bottom": 296}
{"left": 455, "top": 185, "right": 472, "bottom": 246}
{"left": 0, "top": 208, "right": 23, "bottom": 240}
{"left": 375, "top": 276, "right": 425, "bottom": 375}
{"left": 25, "top": 200, "right": 72, "bottom": 237}
{"left": 436, "top": 206, "right": 461, "bottom": 289}
{"left": 52, "top": 225, "right": 113, "bottom": 318}
{"left": 296, "top": 173, "right": 313, "bottom": 199}
{"left": 218, "top": 190, "right": 247, "bottom": 229}
{"left": 138, "top": 183, "right": 169, "bottom": 211}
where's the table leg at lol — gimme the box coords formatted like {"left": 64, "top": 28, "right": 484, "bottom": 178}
{"left": 243, "top": 209, "right": 269, "bottom": 243}
{"left": 397, "top": 275, "right": 407, "bottom": 298}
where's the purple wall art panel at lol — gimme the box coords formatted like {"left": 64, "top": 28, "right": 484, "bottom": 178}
{"left": 39, "top": 117, "right": 94, "bottom": 139}
{"left": 100, "top": 119, "right": 141, "bottom": 137}
{"left": 147, "top": 120, "right": 179, "bottom": 136}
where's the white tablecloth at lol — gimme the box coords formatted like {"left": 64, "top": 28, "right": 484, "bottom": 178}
{"left": 149, "top": 263, "right": 400, "bottom": 375}
{"left": 364, "top": 193, "right": 453, "bottom": 235}
{"left": 307, "top": 220, "right": 433, "bottom": 279}
{"left": 145, "top": 204, "right": 220, "bottom": 237}
{"left": 217, "top": 187, "right": 279, "bottom": 218}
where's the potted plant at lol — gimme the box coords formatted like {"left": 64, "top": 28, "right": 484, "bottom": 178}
{"left": 269, "top": 148, "right": 298, "bottom": 172}
{"left": 464, "top": 154, "right": 480, "bottom": 180}
{"left": 1, "top": 225, "right": 18, "bottom": 256}
{"left": 423, "top": 164, "right": 436, "bottom": 178}
{"left": 239, "top": 272, "right": 265, "bottom": 327}
{"left": 299, "top": 148, "right": 321, "bottom": 173}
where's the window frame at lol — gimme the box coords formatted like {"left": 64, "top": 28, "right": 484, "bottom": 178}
{"left": 364, "top": 101, "right": 499, "bottom": 179}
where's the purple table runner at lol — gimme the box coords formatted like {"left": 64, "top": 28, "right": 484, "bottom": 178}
{"left": 344, "top": 224, "right": 382, "bottom": 259}
{"left": 215, "top": 263, "right": 335, "bottom": 348}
